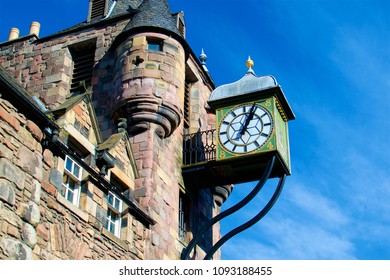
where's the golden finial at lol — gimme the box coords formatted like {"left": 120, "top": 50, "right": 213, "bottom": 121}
{"left": 246, "top": 56, "right": 254, "bottom": 74}
{"left": 246, "top": 56, "right": 254, "bottom": 69}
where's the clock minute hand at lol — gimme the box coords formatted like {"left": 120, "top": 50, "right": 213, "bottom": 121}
{"left": 240, "top": 103, "right": 257, "bottom": 135}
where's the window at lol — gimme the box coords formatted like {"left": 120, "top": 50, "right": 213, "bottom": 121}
{"left": 105, "top": 191, "right": 122, "bottom": 237}
{"left": 147, "top": 38, "right": 163, "bottom": 51}
{"left": 61, "top": 156, "right": 82, "bottom": 206}
{"left": 179, "top": 191, "right": 192, "bottom": 243}
{"left": 184, "top": 80, "right": 191, "bottom": 129}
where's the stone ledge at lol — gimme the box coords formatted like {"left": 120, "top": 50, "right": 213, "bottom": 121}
{"left": 56, "top": 193, "right": 88, "bottom": 222}
{"left": 101, "top": 227, "right": 129, "bottom": 251}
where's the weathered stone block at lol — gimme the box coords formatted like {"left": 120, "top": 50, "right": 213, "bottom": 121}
{"left": 0, "top": 143, "right": 13, "bottom": 160}
{"left": 16, "top": 146, "right": 42, "bottom": 181}
{"left": 95, "top": 205, "right": 106, "bottom": 224}
{"left": 26, "top": 120, "right": 43, "bottom": 141}
{"left": 49, "top": 169, "right": 63, "bottom": 191}
{"left": 0, "top": 179, "right": 15, "bottom": 206}
{"left": 0, "top": 106, "right": 21, "bottom": 132}
{"left": 41, "top": 179, "right": 57, "bottom": 196}
{"left": 7, "top": 224, "right": 20, "bottom": 239}
{"left": 30, "top": 179, "right": 41, "bottom": 204}
{"left": 132, "top": 36, "right": 147, "bottom": 47}
{"left": 21, "top": 222, "right": 37, "bottom": 248}
{"left": 36, "top": 223, "right": 50, "bottom": 242}
{"left": 18, "top": 201, "right": 41, "bottom": 226}
{"left": 0, "top": 237, "right": 33, "bottom": 260}
{"left": 0, "top": 207, "right": 21, "bottom": 227}
{"left": 0, "top": 158, "right": 25, "bottom": 190}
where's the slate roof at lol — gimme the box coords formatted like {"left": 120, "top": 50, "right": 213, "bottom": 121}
{"left": 122, "top": 0, "right": 182, "bottom": 37}
{"left": 35, "top": 0, "right": 181, "bottom": 42}
{"left": 109, "top": 0, "right": 143, "bottom": 17}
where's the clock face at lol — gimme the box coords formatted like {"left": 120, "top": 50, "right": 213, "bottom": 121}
{"left": 218, "top": 103, "right": 274, "bottom": 154}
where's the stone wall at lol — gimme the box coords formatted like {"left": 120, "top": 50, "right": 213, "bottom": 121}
{"left": 0, "top": 97, "right": 147, "bottom": 259}
{"left": 0, "top": 7, "right": 221, "bottom": 260}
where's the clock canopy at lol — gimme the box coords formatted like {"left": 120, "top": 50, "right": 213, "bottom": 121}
{"left": 208, "top": 58, "right": 295, "bottom": 122}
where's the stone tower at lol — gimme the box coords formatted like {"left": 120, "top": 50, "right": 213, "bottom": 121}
{"left": 0, "top": 0, "right": 225, "bottom": 260}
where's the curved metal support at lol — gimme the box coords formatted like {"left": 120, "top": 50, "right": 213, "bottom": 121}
{"left": 181, "top": 156, "right": 276, "bottom": 260}
{"left": 204, "top": 174, "right": 286, "bottom": 260}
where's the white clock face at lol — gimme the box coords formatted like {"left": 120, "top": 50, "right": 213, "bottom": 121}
{"left": 218, "top": 103, "right": 273, "bottom": 154}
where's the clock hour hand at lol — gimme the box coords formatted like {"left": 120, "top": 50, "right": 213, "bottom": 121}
{"left": 239, "top": 103, "right": 257, "bottom": 135}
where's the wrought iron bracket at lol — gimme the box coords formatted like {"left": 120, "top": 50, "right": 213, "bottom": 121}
{"left": 181, "top": 155, "right": 286, "bottom": 260}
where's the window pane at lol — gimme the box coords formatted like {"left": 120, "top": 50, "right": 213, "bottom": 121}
{"left": 148, "top": 43, "right": 162, "bottom": 51}
{"left": 62, "top": 174, "right": 69, "bottom": 184}
{"left": 73, "top": 164, "right": 80, "bottom": 179}
{"left": 65, "top": 157, "right": 73, "bottom": 172}
{"left": 67, "top": 191, "right": 74, "bottom": 203}
{"left": 105, "top": 218, "right": 109, "bottom": 229}
{"left": 114, "top": 198, "right": 120, "bottom": 211}
{"left": 108, "top": 193, "right": 113, "bottom": 206}
{"left": 110, "top": 223, "right": 115, "bottom": 234}
{"left": 68, "top": 179, "right": 76, "bottom": 191}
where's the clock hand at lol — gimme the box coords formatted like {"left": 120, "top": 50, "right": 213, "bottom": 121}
{"left": 239, "top": 103, "right": 257, "bottom": 135}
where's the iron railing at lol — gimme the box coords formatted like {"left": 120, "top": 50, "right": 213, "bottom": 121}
{"left": 183, "top": 129, "right": 216, "bottom": 165}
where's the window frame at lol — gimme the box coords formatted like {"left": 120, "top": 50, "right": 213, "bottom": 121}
{"left": 147, "top": 38, "right": 163, "bottom": 52}
{"left": 62, "top": 156, "right": 82, "bottom": 206}
{"left": 105, "top": 191, "right": 123, "bottom": 237}
{"left": 178, "top": 191, "right": 192, "bottom": 244}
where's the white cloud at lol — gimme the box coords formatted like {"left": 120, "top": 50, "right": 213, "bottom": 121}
{"left": 222, "top": 217, "right": 356, "bottom": 260}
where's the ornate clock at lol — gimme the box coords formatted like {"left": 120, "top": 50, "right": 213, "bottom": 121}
{"left": 208, "top": 58, "right": 295, "bottom": 179}
{"left": 218, "top": 103, "right": 273, "bottom": 154}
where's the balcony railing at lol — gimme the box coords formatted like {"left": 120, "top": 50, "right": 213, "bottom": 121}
{"left": 183, "top": 129, "right": 216, "bottom": 166}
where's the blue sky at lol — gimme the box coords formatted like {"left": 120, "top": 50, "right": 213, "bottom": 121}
{"left": 1, "top": 0, "right": 389, "bottom": 260}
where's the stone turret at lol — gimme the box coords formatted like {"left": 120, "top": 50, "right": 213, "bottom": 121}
{"left": 110, "top": 0, "right": 186, "bottom": 137}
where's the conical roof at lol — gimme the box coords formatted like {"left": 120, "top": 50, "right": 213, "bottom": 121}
{"left": 122, "top": 0, "right": 182, "bottom": 37}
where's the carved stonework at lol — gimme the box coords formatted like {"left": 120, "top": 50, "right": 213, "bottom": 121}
{"left": 111, "top": 34, "right": 185, "bottom": 138}
{"left": 213, "top": 184, "right": 234, "bottom": 207}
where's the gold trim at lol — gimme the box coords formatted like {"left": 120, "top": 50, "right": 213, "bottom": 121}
{"left": 275, "top": 97, "right": 288, "bottom": 122}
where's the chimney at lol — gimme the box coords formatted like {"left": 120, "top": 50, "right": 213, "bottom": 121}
{"left": 29, "top": 21, "right": 40, "bottom": 37}
{"left": 8, "top": 27, "right": 20, "bottom": 41}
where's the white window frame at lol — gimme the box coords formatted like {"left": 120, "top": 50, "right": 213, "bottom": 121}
{"left": 61, "top": 156, "right": 82, "bottom": 206}
{"left": 105, "top": 191, "right": 122, "bottom": 237}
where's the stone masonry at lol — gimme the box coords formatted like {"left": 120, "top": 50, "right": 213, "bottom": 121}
{"left": 0, "top": 0, "right": 224, "bottom": 260}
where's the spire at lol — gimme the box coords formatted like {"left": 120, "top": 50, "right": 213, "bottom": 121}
{"left": 122, "top": 0, "right": 182, "bottom": 38}
{"left": 199, "top": 49, "right": 209, "bottom": 72}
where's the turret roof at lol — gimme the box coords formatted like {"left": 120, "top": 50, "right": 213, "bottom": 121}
{"left": 121, "top": 0, "right": 182, "bottom": 37}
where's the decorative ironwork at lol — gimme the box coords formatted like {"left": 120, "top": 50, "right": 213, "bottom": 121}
{"left": 183, "top": 129, "right": 216, "bottom": 165}
{"left": 181, "top": 156, "right": 286, "bottom": 260}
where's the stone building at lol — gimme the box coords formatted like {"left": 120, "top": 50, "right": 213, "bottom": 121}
{"left": 0, "top": 0, "right": 231, "bottom": 260}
